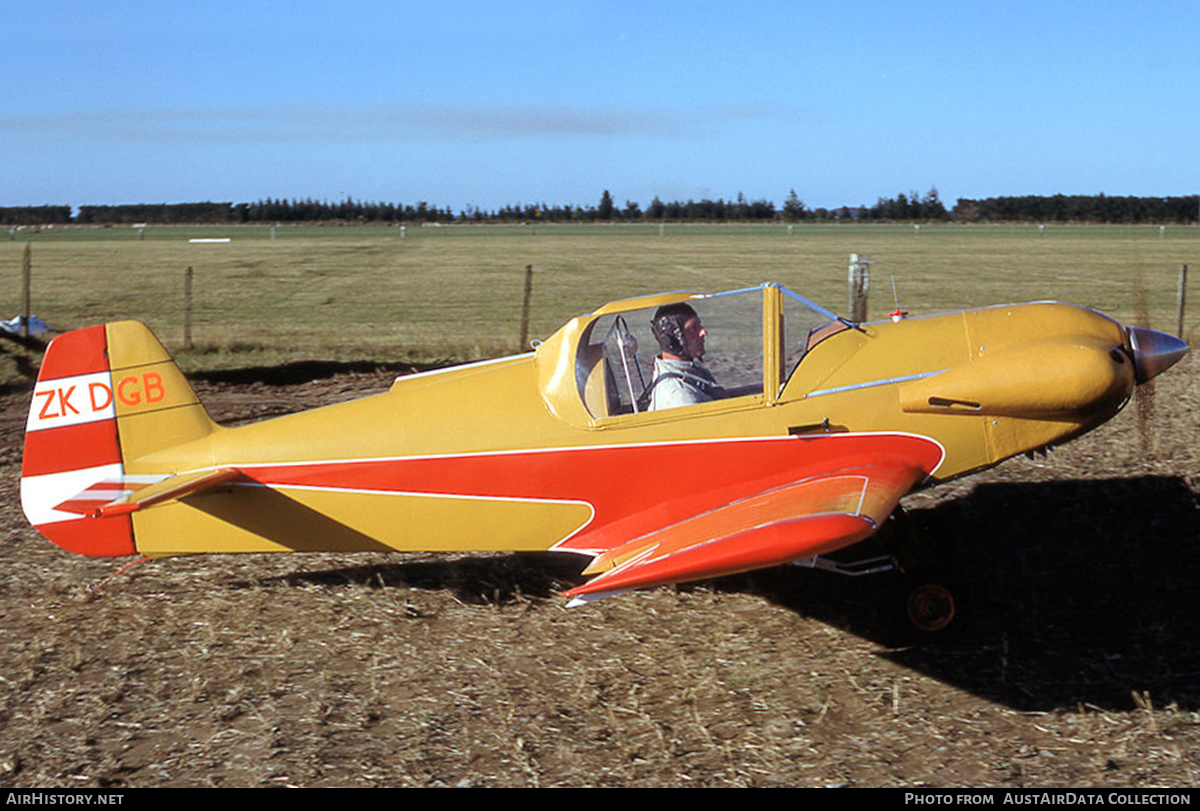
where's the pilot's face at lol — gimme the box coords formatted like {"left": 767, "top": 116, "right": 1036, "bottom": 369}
{"left": 681, "top": 315, "right": 707, "bottom": 360}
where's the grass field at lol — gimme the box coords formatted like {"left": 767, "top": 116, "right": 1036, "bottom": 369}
{"left": 2, "top": 222, "right": 1195, "bottom": 376}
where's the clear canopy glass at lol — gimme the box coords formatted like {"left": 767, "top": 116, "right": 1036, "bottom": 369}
{"left": 576, "top": 285, "right": 841, "bottom": 418}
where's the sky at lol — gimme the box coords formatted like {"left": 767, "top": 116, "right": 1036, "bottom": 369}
{"left": 3, "top": 1, "right": 1197, "bottom": 213}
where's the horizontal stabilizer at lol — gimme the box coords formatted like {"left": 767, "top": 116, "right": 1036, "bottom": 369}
{"left": 55, "top": 468, "right": 244, "bottom": 519}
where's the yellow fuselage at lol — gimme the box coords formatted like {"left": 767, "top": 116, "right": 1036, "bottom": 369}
{"left": 124, "top": 298, "right": 1134, "bottom": 557}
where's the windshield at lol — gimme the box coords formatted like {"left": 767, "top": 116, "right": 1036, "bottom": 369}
{"left": 781, "top": 287, "right": 846, "bottom": 386}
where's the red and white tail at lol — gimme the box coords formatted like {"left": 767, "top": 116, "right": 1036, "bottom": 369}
{"left": 20, "top": 322, "right": 218, "bottom": 556}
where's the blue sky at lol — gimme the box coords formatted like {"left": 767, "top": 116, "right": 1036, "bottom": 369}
{"left": 3, "top": 1, "right": 1196, "bottom": 212}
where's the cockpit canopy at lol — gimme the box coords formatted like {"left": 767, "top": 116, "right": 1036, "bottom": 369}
{"left": 570, "top": 284, "right": 844, "bottom": 420}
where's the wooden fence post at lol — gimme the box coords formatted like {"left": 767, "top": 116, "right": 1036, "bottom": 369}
{"left": 848, "top": 253, "right": 870, "bottom": 323}
{"left": 1177, "top": 263, "right": 1188, "bottom": 339}
{"left": 184, "top": 266, "right": 194, "bottom": 349}
{"left": 22, "top": 241, "right": 31, "bottom": 338}
{"left": 519, "top": 264, "right": 534, "bottom": 350}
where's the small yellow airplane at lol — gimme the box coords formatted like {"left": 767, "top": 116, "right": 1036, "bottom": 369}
{"left": 20, "top": 284, "right": 1187, "bottom": 632}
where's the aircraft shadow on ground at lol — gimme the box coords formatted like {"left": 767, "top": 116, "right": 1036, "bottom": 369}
{"left": 739, "top": 475, "right": 1200, "bottom": 712}
{"left": 246, "top": 475, "right": 1198, "bottom": 713}
{"left": 244, "top": 550, "right": 588, "bottom": 606}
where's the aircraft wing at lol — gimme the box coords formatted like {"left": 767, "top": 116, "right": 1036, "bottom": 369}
{"left": 563, "top": 457, "right": 930, "bottom": 605}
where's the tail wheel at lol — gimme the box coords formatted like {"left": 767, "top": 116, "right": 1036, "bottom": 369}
{"left": 905, "top": 581, "right": 957, "bottom": 633}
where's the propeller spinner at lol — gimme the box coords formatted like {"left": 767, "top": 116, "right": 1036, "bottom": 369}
{"left": 1127, "top": 326, "right": 1189, "bottom": 384}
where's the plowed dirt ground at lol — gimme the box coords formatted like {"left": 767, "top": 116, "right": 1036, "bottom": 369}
{"left": 1, "top": 356, "right": 1197, "bottom": 788}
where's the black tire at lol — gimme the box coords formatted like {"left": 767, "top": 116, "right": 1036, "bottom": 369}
{"left": 904, "top": 579, "right": 957, "bottom": 634}
{"left": 880, "top": 568, "right": 968, "bottom": 644}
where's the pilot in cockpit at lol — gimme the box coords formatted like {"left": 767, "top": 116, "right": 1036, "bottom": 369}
{"left": 643, "top": 303, "right": 724, "bottom": 410}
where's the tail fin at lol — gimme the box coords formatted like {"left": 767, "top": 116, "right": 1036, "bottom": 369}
{"left": 20, "top": 321, "right": 218, "bottom": 556}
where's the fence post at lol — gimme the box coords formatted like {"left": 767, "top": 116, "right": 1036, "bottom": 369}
{"left": 519, "top": 264, "right": 534, "bottom": 350}
{"left": 184, "top": 266, "right": 194, "bottom": 349}
{"left": 1177, "top": 263, "right": 1188, "bottom": 339}
{"left": 848, "top": 253, "right": 870, "bottom": 323}
{"left": 22, "top": 241, "right": 31, "bottom": 338}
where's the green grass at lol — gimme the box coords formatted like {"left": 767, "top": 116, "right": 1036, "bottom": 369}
{"left": 2, "top": 222, "right": 1195, "bottom": 377}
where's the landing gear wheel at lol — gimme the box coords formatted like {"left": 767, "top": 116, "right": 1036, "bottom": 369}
{"left": 880, "top": 569, "right": 966, "bottom": 645}
{"left": 905, "top": 581, "right": 957, "bottom": 634}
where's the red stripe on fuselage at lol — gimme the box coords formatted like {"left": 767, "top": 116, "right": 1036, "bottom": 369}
{"left": 234, "top": 433, "right": 944, "bottom": 554}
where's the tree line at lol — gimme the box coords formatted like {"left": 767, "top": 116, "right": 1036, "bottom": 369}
{"left": 4, "top": 190, "right": 1198, "bottom": 226}
{"left": 954, "top": 194, "right": 1200, "bottom": 224}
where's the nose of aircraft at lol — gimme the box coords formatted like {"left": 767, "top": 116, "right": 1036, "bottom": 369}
{"left": 1128, "top": 326, "right": 1189, "bottom": 384}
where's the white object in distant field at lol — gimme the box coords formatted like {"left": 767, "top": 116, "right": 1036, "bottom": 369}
{"left": 188, "top": 238, "right": 231, "bottom": 244}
